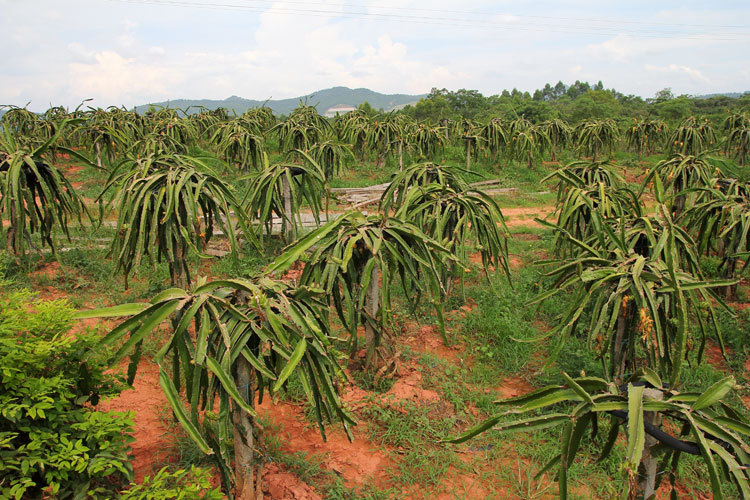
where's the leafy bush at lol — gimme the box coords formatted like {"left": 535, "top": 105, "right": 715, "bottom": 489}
{"left": 119, "top": 467, "right": 223, "bottom": 500}
{"left": 0, "top": 282, "right": 133, "bottom": 499}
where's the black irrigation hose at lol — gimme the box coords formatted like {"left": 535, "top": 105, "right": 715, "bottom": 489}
{"left": 607, "top": 410, "right": 701, "bottom": 455}
{"left": 612, "top": 380, "right": 736, "bottom": 455}
{"left": 617, "top": 380, "right": 670, "bottom": 393}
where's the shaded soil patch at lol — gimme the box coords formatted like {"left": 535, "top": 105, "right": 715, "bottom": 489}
{"left": 512, "top": 233, "right": 541, "bottom": 241}
{"left": 31, "top": 261, "right": 61, "bottom": 280}
{"left": 703, "top": 339, "right": 731, "bottom": 372}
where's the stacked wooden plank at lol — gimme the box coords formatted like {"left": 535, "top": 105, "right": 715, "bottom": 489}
{"left": 330, "top": 179, "right": 518, "bottom": 208}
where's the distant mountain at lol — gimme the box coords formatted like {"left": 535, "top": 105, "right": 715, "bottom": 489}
{"left": 133, "top": 86, "right": 426, "bottom": 116}
{"left": 695, "top": 92, "right": 749, "bottom": 99}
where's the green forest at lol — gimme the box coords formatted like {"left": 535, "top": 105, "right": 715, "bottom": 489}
{"left": 402, "top": 82, "right": 749, "bottom": 125}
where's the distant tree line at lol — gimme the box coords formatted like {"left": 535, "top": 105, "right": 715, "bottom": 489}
{"left": 397, "top": 81, "right": 750, "bottom": 127}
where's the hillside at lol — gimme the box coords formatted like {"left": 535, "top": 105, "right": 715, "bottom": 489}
{"left": 696, "top": 92, "right": 749, "bottom": 99}
{"left": 133, "top": 86, "right": 425, "bottom": 116}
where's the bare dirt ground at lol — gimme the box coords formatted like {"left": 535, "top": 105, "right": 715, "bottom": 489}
{"left": 98, "top": 361, "right": 173, "bottom": 483}
{"left": 502, "top": 206, "right": 555, "bottom": 228}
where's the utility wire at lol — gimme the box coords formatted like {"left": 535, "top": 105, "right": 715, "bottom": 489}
{"left": 235, "top": 0, "right": 749, "bottom": 30}
{"left": 112, "top": 0, "right": 747, "bottom": 36}
{"left": 104, "top": 0, "right": 750, "bottom": 41}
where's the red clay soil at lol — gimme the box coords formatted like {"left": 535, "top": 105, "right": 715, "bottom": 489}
{"left": 98, "top": 360, "right": 174, "bottom": 483}
{"left": 656, "top": 482, "right": 710, "bottom": 500}
{"left": 468, "top": 250, "right": 523, "bottom": 271}
{"left": 94, "top": 351, "right": 365, "bottom": 497}
{"left": 70, "top": 316, "right": 114, "bottom": 337}
{"left": 513, "top": 233, "right": 541, "bottom": 241}
{"left": 439, "top": 300, "right": 477, "bottom": 329}
{"left": 701, "top": 338, "right": 750, "bottom": 412}
{"left": 402, "top": 323, "right": 464, "bottom": 363}
{"left": 433, "top": 471, "right": 494, "bottom": 500}
{"left": 257, "top": 398, "right": 392, "bottom": 491}
{"left": 400, "top": 457, "right": 497, "bottom": 500}
{"left": 501, "top": 206, "right": 555, "bottom": 229}
{"left": 262, "top": 463, "right": 322, "bottom": 500}
{"left": 386, "top": 362, "right": 441, "bottom": 405}
{"left": 278, "top": 260, "right": 306, "bottom": 283}
{"left": 495, "top": 376, "right": 534, "bottom": 400}
{"left": 31, "top": 261, "right": 61, "bottom": 280}
{"left": 68, "top": 298, "right": 200, "bottom": 487}
{"left": 62, "top": 164, "right": 84, "bottom": 175}
{"left": 729, "top": 301, "right": 750, "bottom": 311}
{"left": 703, "top": 339, "right": 731, "bottom": 372}
{"left": 29, "top": 262, "right": 73, "bottom": 302}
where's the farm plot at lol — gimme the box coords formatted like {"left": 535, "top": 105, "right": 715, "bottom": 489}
{"left": 2, "top": 104, "right": 750, "bottom": 500}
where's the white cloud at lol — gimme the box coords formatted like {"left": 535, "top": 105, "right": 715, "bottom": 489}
{"left": 644, "top": 63, "right": 710, "bottom": 84}
{"left": 67, "top": 51, "right": 183, "bottom": 104}
{"left": 176, "top": 6, "right": 458, "bottom": 98}
{"left": 0, "top": 1, "right": 748, "bottom": 108}
{"left": 490, "top": 13, "right": 520, "bottom": 23}
{"left": 67, "top": 42, "right": 96, "bottom": 63}
{"left": 584, "top": 35, "right": 702, "bottom": 63}
{"left": 346, "top": 36, "right": 466, "bottom": 94}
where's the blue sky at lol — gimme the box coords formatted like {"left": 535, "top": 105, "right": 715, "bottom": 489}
{"left": 1, "top": 0, "right": 748, "bottom": 111}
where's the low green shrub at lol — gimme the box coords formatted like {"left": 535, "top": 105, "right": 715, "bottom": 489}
{"left": 0, "top": 280, "right": 132, "bottom": 499}
{"left": 119, "top": 467, "right": 223, "bottom": 500}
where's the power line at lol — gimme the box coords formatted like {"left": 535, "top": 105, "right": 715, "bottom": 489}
{"left": 234, "top": 0, "right": 749, "bottom": 31}
{"left": 104, "top": 0, "right": 750, "bottom": 41}
{"left": 110, "top": 0, "right": 746, "bottom": 36}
